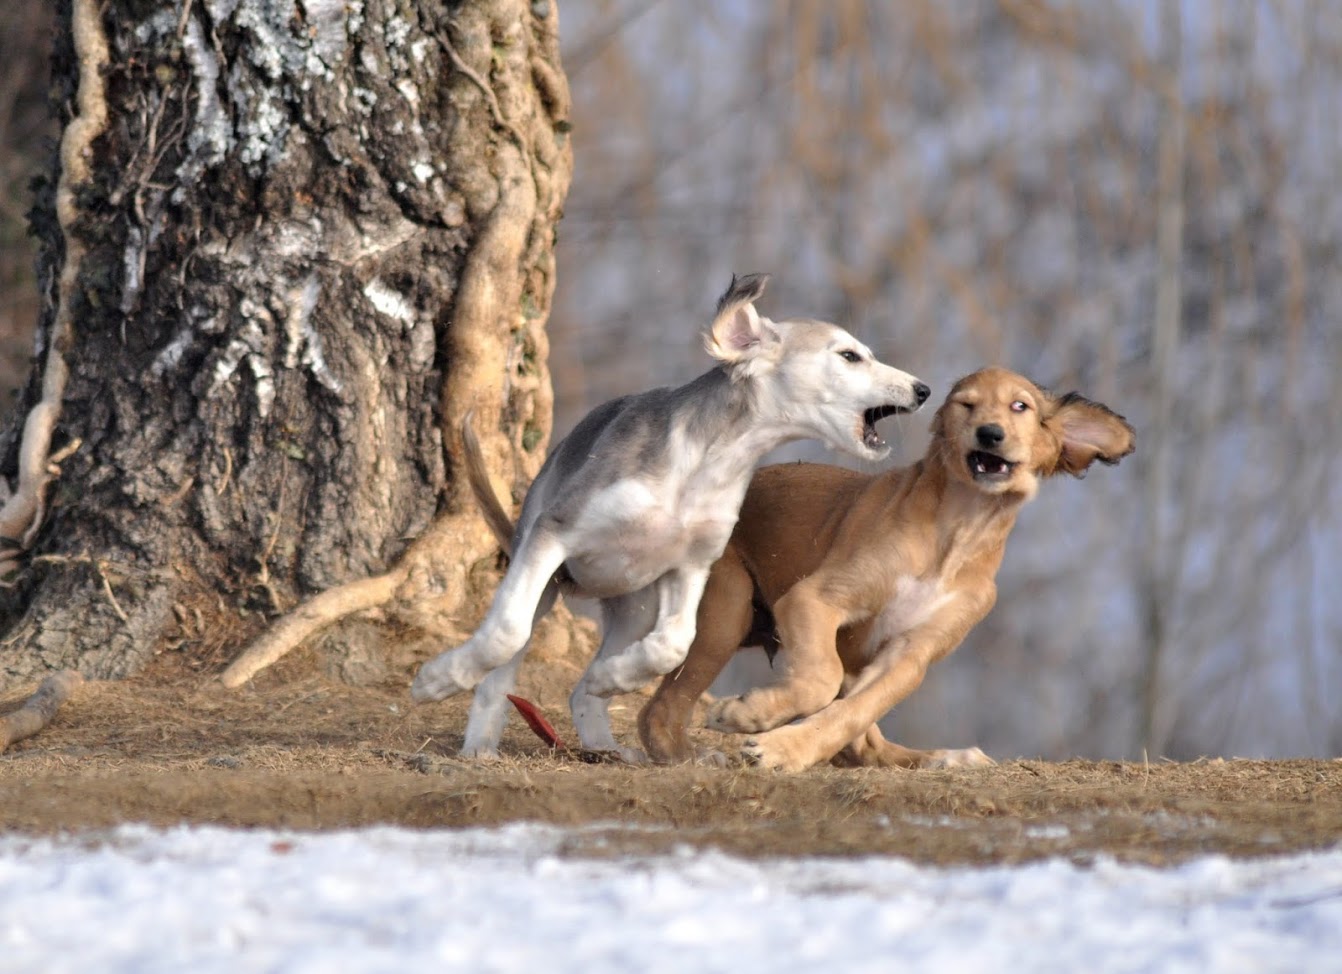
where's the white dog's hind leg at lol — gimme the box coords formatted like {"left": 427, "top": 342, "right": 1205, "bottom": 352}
{"left": 411, "top": 528, "right": 567, "bottom": 703}
{"left": 579, "top": 567, "right": 708, "bottom": 698}
{"left": 460, "top": 658, "right": 523, "bottom": 758}
{"left": 569, "top": 591, "right": 658, "bottom": 759}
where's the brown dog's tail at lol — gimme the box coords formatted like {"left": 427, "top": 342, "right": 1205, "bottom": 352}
{"left": 461, "top": 412, "right": 516, "bottom": 557}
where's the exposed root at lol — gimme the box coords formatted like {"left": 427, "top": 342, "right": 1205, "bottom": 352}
{"left": 219, "top": 569, "right": 405, "bottom": 688}
{"left": 0, "top": 0, "right": 109, "bottom": 577}
{"left": 0, "top": 669, "right": 84, "bottom": 752}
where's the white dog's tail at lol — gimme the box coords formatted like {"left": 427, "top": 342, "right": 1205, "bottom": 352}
{"left": 461, "top": 413, "right": 516, "bottom": 556}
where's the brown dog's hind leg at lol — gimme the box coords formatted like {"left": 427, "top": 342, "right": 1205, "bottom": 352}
{"left": 638, "top": 551, "right": 753, "bottom": 763}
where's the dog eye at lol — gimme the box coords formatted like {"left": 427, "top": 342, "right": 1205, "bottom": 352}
{"left": 837, "top": 349, "right": 863, "bottom": 363}
{"left": 1011, "top": 400, "right": 1029, "bottom": 413}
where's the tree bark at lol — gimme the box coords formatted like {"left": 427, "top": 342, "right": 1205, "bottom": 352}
{"left": 0, "top": 0, "right": 573, "bottom": 686}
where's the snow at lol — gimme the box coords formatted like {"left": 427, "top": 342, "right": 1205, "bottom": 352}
{"left": 1, "top": 824, "right": 1340, "bottom": 973}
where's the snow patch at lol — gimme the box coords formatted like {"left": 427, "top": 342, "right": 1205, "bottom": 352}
{"left": 0, "top": 824, "right": 1340, "bottom": 973}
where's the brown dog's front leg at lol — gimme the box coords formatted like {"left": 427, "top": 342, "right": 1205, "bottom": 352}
{"left": 638, "top": 552, "right": 754, "bottom": 763}
{"left": 741, "top": 595, "right": 985, "bottom": 771}
{"left": 833, "top": 723, "right": 994, "bottom": 770}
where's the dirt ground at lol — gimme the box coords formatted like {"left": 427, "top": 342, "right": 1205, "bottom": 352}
{"left": 2, "top": 649, "right": 1339, "bottom": 867}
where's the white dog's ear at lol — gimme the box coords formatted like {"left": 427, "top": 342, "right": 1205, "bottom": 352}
{"left": 704, "top": 273, "right": 779, "bottom": 373}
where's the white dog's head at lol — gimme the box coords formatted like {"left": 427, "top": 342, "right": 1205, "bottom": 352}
{"left": 705, "top": 274, "right": 929, "bottom": 461}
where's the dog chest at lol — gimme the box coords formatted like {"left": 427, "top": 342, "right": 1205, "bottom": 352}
{"left": 564, "top": 479, "right": 737, "bottom": 592}
{"left": 867, "top": 577, "right": 953, "bottom": 650}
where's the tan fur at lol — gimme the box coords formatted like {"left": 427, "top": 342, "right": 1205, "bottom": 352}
{"left": 638, "top": 367, "right": 1135, "bottom": 772}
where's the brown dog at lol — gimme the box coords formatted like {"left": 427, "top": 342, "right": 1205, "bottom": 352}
{"left": 637, "top": 367, "right": 1134, "bottom": 772}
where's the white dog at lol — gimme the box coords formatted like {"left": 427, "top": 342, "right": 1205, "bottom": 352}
{"left": 411, "top": 274, "right": 929, "bottom": 759}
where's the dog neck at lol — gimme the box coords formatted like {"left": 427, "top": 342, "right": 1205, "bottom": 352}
{"left": 906, "top": 449, "right": 1032, "bottom": 580}
{"left": 683, "top": 367, "right": 819, "bottom": 466}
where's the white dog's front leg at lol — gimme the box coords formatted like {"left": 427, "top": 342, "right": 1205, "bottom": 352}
{"left": 411, "top": 529, "right": 566, "bottom": 703}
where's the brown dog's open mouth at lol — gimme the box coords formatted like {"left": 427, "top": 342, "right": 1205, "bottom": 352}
{"left": 967, "top": 450, "right": 1015, "bottom": 481}
{"left": 861, "top": 404, "right": 914, "bottom": 450}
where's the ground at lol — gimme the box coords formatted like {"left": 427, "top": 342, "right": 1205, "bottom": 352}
{"left": 2, "top": 648, "right": 1339, "bottom": 867}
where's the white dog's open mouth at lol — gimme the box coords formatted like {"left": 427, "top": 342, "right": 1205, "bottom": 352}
{"left": 967, "top": 449, "right": 1015, "bottom": 481}
{"left": 861, "top": 404, "right": 914, "bottom": 450}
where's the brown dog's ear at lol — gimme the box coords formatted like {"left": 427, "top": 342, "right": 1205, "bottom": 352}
{"left": 1045, "top": 392, "right": 1135, "bottom": 477}
{"left": 704, "top": 273, "right": 779, "bottom": 375}
{"left": 928, "top": 400, "right": 947, "bottom": 439}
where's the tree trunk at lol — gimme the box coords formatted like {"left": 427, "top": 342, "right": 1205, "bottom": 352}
{"left": 0, "top": 0, "right": 573, "bottom": 686}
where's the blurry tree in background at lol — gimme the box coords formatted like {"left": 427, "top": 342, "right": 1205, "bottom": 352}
{"left": 552, "top": 0, "right": 1342, "bottom": 760}
{"left": 0, "top": 0, "right": 1337, "bottom": 758}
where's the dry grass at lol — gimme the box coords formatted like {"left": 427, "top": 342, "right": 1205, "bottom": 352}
{"left": 2, "top": 652, "right": 1339, "bottom": 865}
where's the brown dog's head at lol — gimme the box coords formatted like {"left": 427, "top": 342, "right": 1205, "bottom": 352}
{"left": 930, "top": 367, "right": 1135, "bottom": 499}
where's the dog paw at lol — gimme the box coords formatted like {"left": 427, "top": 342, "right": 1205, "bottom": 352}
{"left": 705, "top": 695, "right": 776, "bottom": 734}
{"left": 924, "top": 746, "right": 995, "bottom": 770}
{"left": 410, "top": 652, "right": 476, "bottom": 703}
{"left": 739, "top": 737, "right": 767, "bottom": 767}
{"left": 617, "top": 744, "right": 650, "bottom": 765}
{"left": 693, "top": 747, "right": 730, "bottom": 769}
{"left": 737, "top": 734, "right": 803, "bottom": 772}
{"left": 576, "top": 745, "right": 648, "bottom": 765}
{"left": 458, "top": 743, "right": 504, "bottom": 761}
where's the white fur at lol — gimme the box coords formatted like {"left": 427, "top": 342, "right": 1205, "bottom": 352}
{"left": 866, "top": 577, "right": 954, "bottom": 659}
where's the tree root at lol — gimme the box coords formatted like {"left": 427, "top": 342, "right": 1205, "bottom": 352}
{"left": 0, "top": 670, "right": 84, "bottom": 752}
{"left": 219, "top": 569, "right": 406, "bottom": 688}
{"left": 0, "top": 0, "right": 109, "bottom": 576}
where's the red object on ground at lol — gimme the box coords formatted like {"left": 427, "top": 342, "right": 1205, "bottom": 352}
{"left": 506, "top": 694, "right": 564, "bottom": 749}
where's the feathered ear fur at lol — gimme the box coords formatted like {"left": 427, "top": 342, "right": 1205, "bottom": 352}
{"left": 927, "top": 400, "right": 948, "bottom": 440}
{"left": 1045, "top": 391, "right": 1136, "bottom": 477}
{"left": 703, "top": 273, "right": 780, "bottom": 379}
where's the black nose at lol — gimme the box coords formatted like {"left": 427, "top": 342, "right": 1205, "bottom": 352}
{"left": 913, "top": 382, "right": 931, "bottom": 405}
{"left": 976, "top": 424, "right": 1005, "bottom": 447}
